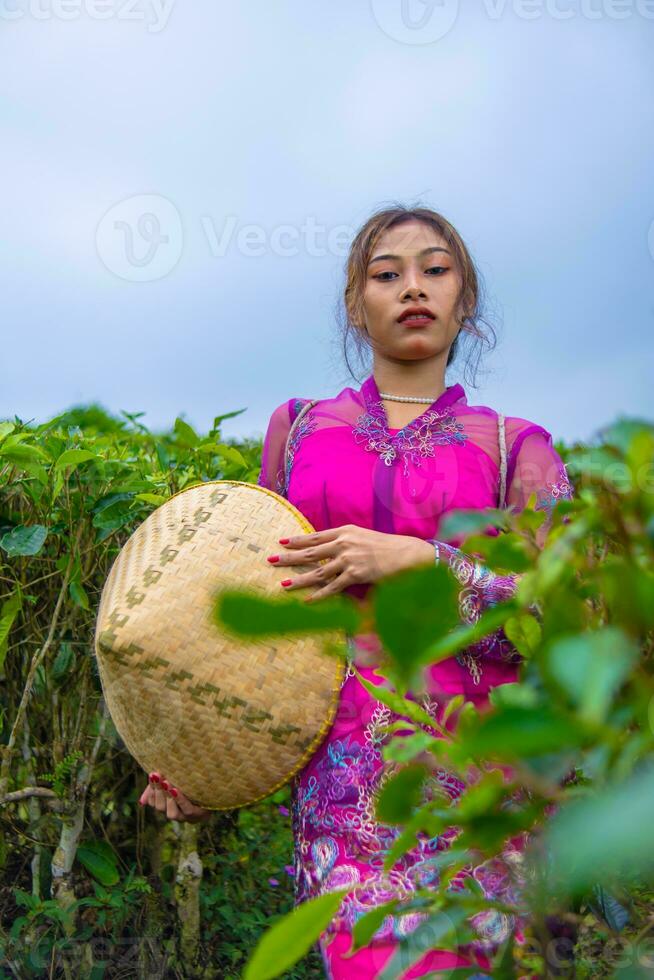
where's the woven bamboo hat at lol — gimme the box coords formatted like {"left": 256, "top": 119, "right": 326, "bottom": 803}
{"left": 93, "top": 480, "right": 347, "bottom": 811}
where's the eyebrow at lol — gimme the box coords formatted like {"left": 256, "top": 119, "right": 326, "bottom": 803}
{"left": 368, "top": 246, "right": 451, "bottom": 266}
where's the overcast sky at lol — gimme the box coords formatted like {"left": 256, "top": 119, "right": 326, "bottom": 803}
{"left": 2, "top": 1, "right": 652, "bottom": 448}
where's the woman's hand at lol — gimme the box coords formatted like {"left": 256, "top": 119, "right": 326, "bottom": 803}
{"left": 139, "top": 771, "right": 212, "bottom": 823}
{"left": 266, "top": 524, "right": 433, "bottom": 603}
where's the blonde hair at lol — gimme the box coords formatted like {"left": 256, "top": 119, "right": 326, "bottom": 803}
{"left": 335, "top": 202, "right": 498, "bottom": 389}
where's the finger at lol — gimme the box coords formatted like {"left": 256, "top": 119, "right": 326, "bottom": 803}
{"left": 273, "top": 541, "right": 337, "bottom": 566}
{"left": 171, "top": 788, "right": 200, "bottom": 818}
{"left": 140, "top": 784, "right": 156, "bottom": 806}
{"left": 165, "top": 794, "right": 185, "bottom": 821}
{"left": 152, "top": 778, "right": 168, "bottom": 813}
{"left": 284, "top": 556, "right": 343, "bottom": 593}
{"left": 174, "top": 788, "right": 210, "bottom": 821}
{"left": 304, "top": 569, "right": 350, "bottom": 603}
{"left": 278, "top": 528, "right": 341, "bottom": 550}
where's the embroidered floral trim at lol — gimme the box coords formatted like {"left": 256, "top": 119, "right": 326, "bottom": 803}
{"left": 290, "top": 650, "right": 530, "bottom": 954}
{"left": 275, "top": 401, "right": 317, "bottom": 497}
{"left": 535, "top": 466, "right": 574, "bottom": 512}
{"left": 432, "top": 541, "right": 523, "bottom": 685}
{"left": 352, "top": 399, "right": 467, "bottom": 478}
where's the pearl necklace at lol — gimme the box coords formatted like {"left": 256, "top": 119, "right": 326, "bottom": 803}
{"left": 378, "top": 391, "right": 441, "bottom": 404}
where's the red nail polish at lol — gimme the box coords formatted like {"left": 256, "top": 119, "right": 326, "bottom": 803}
{"left": 279, "top": 538, "right": 290, "bottom": 545}
{"left": 281, "top": 579, "right": 292, "bottom": 587}
{"left": 170, "top": 788, "right": 178, "bottom": 798}
{"left": 267, "top": 555, "right": 280, "bottom": 563}
{"left": 150, "top": 774, "right": 160, "bottom": 783}
{"left": 161, "top": 781, "right": 169, "bottom": 790}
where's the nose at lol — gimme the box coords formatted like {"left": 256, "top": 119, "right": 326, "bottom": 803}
{"left": 401, "top": 280, "right": 427, "bottom": 299}
{"left": 400, "top": 268, "right": 427, "bottom": 298}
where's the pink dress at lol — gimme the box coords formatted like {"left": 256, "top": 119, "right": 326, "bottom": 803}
{"left": 257, "top": 373, "right": 574, "bottom": 979}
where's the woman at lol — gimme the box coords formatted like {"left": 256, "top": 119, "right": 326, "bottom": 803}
{"left": 140, "top": 205, "right": 574, "bottom": 978}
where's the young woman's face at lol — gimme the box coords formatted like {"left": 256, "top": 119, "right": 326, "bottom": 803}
{"left": 360, "top": 219, "right": 464, "bottom": 362}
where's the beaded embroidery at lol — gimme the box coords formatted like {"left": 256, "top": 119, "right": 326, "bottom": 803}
{"left": 290, "top": 648, "right": 529, "bottom": 952}
{"left": 352, "top": 398, "right": 467, "bottom": 478}
{"left": 275, "top": 400, "right": 317, "bottom": 497}
{"left": 432, "top": 542, "right": 524, "bottom": 686}
{"left": 535, "top": 466, "right": 574, "bottom": 511}
{"left": 432, "top": 460, "right": 574, "bottom": 684}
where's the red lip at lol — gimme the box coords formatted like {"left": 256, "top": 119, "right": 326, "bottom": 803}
{"left": 397, "top": 306, "right": 435, "bottom": 323}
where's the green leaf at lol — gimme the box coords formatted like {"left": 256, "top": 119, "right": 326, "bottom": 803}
{"left": 462, "top": 705, "right": 587, "bottom": 760}
{"left": 91, "top": 492, "right": 135, "bottom": 514}
{"left": 625, "top": 428, "right": 654, "bottom": 490}
{"left": 598, "top": 561, "right": 654, "bottom": 634}
{"left": 173, "top": 417, "right": 200, "bottom": 448}
{"left": 76, "top": 841, "right": 120, "bottom": 886}
{"left": 0, "top": 525, "right": 48, "bottom": 557}
{"left": 0, "top": 421, "right": 15, "bottom": 442}
{"left": 419, "top": 601, "right": 519, "bottom": 671}
{"left": 348, "top": 899, "right": 400, "bottom": 952}
{"left": 376, "top": 764, "right": 429, "bottom": 824}
{"left": 488, "top": 683, "right": 539, "bottom": 710}
{"left": 214, "top": 588, "right": 360, "bottom": 637}
{"left": 503, "top": 612, "right": 541, "bottom": 657}
{"left": 133, "top": 492, "right": 168, "bottom": 506}
{"left": 154, "top": 440, "right": 170, "bottom": 470}
{"left": 543, "top": 765, "right": 654, "bottom": 894}
{"left": 546, "top": 627, "right": 639, "bottom": 725}
{"left": 69, "top": 580, "right": 90, "bottom": 611}
{"left": 442, "top": 693, "right": 465, "bottom": 725}
{"left": 209, "top": 443, "right": 247, "bottom": 468}
{"left": 13, "top": 888, "right": 39, "bottom": 911}
{"left": 0, "top": 592, "right": 22, "bottom": 670}
{"left": 383, "top": 730, "right": 435, "bottom": 764}
{"left": 436, "top": 508, "right": 509, "bottom": 540}
{"left": 460, "top": 531, "right": 533, "bottom": 573}
{"left": 354, "top": 670, "right": 440, "bottom": 730}
{"left": 378, "top": 905, "right": 472, "bottom": 980}
{"left": 516, "top": 505, "right": 551, "bottom": 534}
{"left": 454, "top": 769, "right": 507, "bottom": 820}
{"left": 211, "top": 407, "right": 248, "bottom": 429}
{"left": 54, "top": 449, "right": 100, "bottom": 471}
{"left": 373, "top": 564, "right": 460, "bottom": 688}
{"left": 491, "top": 930, "right": 517, "bottom": 979}
{"left": 567, "top": 446, "right": 630, "bottom": 493}
{"left": 52, "top": 641, "right": 75, "bottom": 681}
{"left": 243, "top": 888, "right": 350, "bottom": 980}
{"left": 597, "top": 418, "right": 653, "bottom": 457}
{"left": 92, "top": 498, "right": 136, "bottom": 534}
{"left": 0, "top": 438, "right": 50, "bottom": 464}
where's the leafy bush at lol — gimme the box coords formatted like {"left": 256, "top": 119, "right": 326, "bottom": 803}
{"left": 217, "top": 417, "right": 654, "bottom": 979}
{"left": 1, "top": 403, "right": 652, "bottom": 978}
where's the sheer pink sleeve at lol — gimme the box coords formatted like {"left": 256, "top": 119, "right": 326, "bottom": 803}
{"left": 256, "top": 398, "right": 311, "bottom": 497}
{"left": 429, "top": 420, "right": 574, "bottom": 683}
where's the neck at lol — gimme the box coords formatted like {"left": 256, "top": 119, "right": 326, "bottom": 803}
{"left": 372, "top": 357, "right": 447, "bottom": 400}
